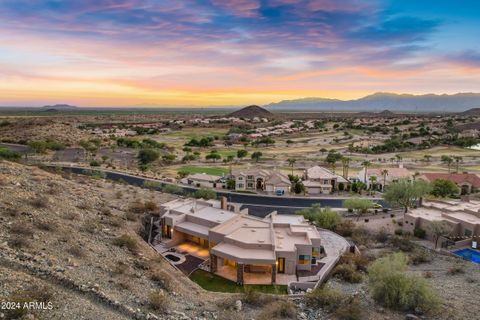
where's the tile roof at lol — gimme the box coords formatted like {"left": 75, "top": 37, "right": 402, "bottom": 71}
{"left": 421, "top": 173, "right": 480, "bottom": 188}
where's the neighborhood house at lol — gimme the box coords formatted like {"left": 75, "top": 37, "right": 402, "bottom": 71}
{"left": 232, "top": 169, "right": 291, "bottom": 194}
{"left": 302, "top": 166, "right": 349, "bottom": 194}
{"left": 158, "top": 198, "right": 323, "bottom": 284}
{"left": 419, "top": 172, "right": 480, "bottom": 195}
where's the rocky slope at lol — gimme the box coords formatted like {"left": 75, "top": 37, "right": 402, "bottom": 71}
{"left": 0, "top": 160, "right": 245, "bottom": 320}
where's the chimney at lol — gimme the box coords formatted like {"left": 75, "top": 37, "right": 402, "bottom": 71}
{"left": 220, "top": 196, "right": 228, "bottom": 210}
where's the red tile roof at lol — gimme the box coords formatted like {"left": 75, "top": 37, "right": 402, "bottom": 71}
{"left": 421, "top": 173, "right": 480, "bottom": 187}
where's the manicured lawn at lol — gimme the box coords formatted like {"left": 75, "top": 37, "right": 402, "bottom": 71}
{"left": 190, "top": 269, "right": 288, "bottom": 294}
{"left": 179, "top": 166, "right": 229, "bottom": 176}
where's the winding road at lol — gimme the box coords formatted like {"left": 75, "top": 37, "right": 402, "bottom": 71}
{"left": 51, "top": 164, "right": 387, "bottom": 216}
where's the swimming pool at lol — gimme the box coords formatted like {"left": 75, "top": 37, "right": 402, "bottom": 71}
{"left": 453, "top": 248, "right": 480, "bottom": 264}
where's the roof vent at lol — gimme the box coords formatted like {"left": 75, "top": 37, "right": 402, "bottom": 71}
{"left": 251, "top": 229, "right": 256, "bottom": 232}
{"left": 258, "top": 240, "right": 264, "bottom": 243}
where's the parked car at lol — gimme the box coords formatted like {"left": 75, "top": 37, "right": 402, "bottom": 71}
{"left": 276, "top": 189, "right": 285, "bottom": 196}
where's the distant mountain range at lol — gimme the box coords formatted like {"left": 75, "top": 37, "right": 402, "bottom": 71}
{"left": 264, "top": 93, "right": 480, "bottom": 112}
{"left": 41, "top": 104, "right": 78, "bottom": 111}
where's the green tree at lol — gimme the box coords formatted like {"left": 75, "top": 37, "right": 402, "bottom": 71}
{"left": 193, "top": 187, "right": 217, "bottom": 200}
{"left": 162, "top": 153, "right": 176, "bottom": 164}
{"left": 226, "top": 178, "right": 236, "bottom": 189}
{"left": 297, "top": 204, "right": 342, "bottom": 231}
{"left": 326, "top": 151, "right": 343, "bottom": 173}
{"left": 251, "top": 151, "right": 263, "bottom": 162}
{"left": 429, "top": 221, "right": 452, "bottom": 249}
{"left": 343, "top": 197, "right": 375, "bottom": 220}
{"left": 430, "top": 179, "right": 459, "bottom": 198}
{"left": 237, "top": 149, "right": 248, "bottom": 159}
{"left": 138, "top": 149, "right": 160, "bottom": 165}
{"left": 205, "top": 151, "right": 221, "bottom": 162}
{"left": 292, "top": 180, "right": 305, "bottom": 194}
{"left": 384, "top": 179, "right": 431, "bottom": 213}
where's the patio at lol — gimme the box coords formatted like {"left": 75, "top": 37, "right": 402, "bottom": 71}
{"left": 215, "top": 265, "right": 296, "bottom": 285}
{"left": 175, "top": 242, "right": 209, "bottom": 259}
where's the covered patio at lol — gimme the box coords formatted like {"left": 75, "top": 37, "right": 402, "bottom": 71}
{"left": 210, "top": 242, "right": 278, "bottom": 285}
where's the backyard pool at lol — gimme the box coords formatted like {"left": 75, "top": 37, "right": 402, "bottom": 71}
{"left": 453, "top": 248, "right": 480, "bottom": 264}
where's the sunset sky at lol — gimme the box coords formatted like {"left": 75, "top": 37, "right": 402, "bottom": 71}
{"left": 1, "top": 0, "right": 480, "bottom": 107}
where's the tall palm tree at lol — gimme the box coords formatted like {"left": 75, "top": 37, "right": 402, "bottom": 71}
{"left": 361, "top": 160, "right": 371, "bottom": 185}
{"left": 342, "top": 157, "right": 350, "bottom": 179}
{"left": 441, "top": 155, "right": 453, "bottom": 173}
{"left": 369, "top": 176, "right": 377, "bottom": 191}
{"left": 454, "top": 156, "right": 463, "bottom": 173}
{"left": 381, "top": 169, "right": 389, "bottom": 191}
{"left": 287, "top": 158, "right": 296, "bottom": 176}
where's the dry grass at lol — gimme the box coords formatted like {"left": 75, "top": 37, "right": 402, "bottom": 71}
{"left": 113, "top": 234, "right": 138, "bottom": 253}
{"left": 35, "top": 219, "right": 58, "bottom": 232}
{"left": 148, "top": 290, "right": 169, "bottom": 313}
{"left": 257, "top": 300, "right": 297, "bottom": 320}
{"left": 30, "top": 195, "right": 50, "bottom": 208}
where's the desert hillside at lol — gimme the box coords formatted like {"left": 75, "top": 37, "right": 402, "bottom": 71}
{"left": 0, "top": 160, "right": 251, "bottom": 320}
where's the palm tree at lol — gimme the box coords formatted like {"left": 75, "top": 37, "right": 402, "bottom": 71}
{"left": 361, "top": 160, "right": 371, "bottom": 184}
{"left": 381, "top": 169, "right": 389, "bottom": 191}
{"left": 441, "top": 155, "right": 453, "bottom": 173}
{"left": 395, "top": 154, "right": 403, "bottom": 164}
{"left": 287, "top": 158, "right": 296, "bottom": 176}
{"left": 454, "top": 156, "right": 463, "bottom": 173}
{"left": 341, "top": 157, "right": 350, "bottom": 179}
{"left": 369, "top": 176, "right": 377, "bottom": 191}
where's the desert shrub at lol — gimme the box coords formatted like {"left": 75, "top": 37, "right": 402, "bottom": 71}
{"left": 67, "top": 244, "right": 85, "bottom": 257}
{"left": 394, "top": 229, "right": 403, "bottom": 236}
{"left": 305, "top": 285, "right": 343, "bottom": 310}
{"left": 368, "top": 252, "right": 440, "bottom": 314}
{"left": 76, "top": 200, "right": 92, "bottom": 210}
{"left": 114, "top": 234, "right": 138, "bottom": 253}
{"left": 351, "top": 227, "right": 371, "bottom": 246}
{"left": 338, "top": 252, "right": 369, "bottom": 272}
{"left": 35, "top": 220, "right": 57, "bottom": 232}
{"left": 125, "top": 211, "right": 137, "bottom": 221}
{"left": 100, "top": 206, "right": 112, "bottom": 216}
{"left": 424, "top": 271, "right": 433, "bottom": 278}
{"left": 218, "top": 310, "right": 246, "bottom": 320}
{"left": 334, "top": 296, "right": 363, "bottom": 320}
{"left": 161, "top": 184, "right": 184, "bottom": 195}
{"left": 447, "top": 263, "right": 465, "bottom": 275}
{"left": 144, "top": 200, "right": 158, "bottom": 212}
{"left": 257, "top": 300, "right": 296, "bottom": 320}
{"left": 375, "top": 228, "right": 389, "bottom": 243}
{"left": 116, "top": 276, "right": 131, "bottom": 290}
{"left": 62, "top": 211, "right": 78, "bottom": 220}
{"left": 10, "top": 222, "right": 34, "bottom": 237}
{"left": 332, "top": 264, "right": 363, "bottom": 283}
{"left": 413, "top": 227, "right": 426, "bottom": 239}
{"left": 129, "top": 199, "right": 147, "bottom": 214}
{"left": 243, "top": 287, "right": 275, "bottom": 306}
{"left": 149, "top": 289, "right": 169, "bottom": 312}
{"left": 80, "top": 220, "right": 99, "bottom": 234}
{"left": 30, "top": 195, "right": 50, "bottom": 208}
{"left": 113, "top": 261, "right": 129, "bottom": 275}
{"left": 150, "top": 270, "right": 173, "bottom": 292}
{"left": 391, "top": 236, "right": 414, "bottom": 252}
{"left": 409, "top": 249, "right": 431, "bottom": 265}
{"left": 335, "top": 220, "right": 355, "bottom": 237}
{"left": 8, "top": 235, "right": 29, "bottom": 248}
{"left": 115, "top": 191, "right": 123, "bottom": 199}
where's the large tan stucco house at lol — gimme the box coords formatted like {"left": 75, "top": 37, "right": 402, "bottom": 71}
{"left": 158, "top": 198, "right": 323, "bottom": 284}
{"left": 358, "top": 165, "right": 411, "bottom": 190}
{"left": 302, "top": 166, "right": 349, "bottom": 194}
{"left": 403, "top": 199, "right": 480, "bottom": 246}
